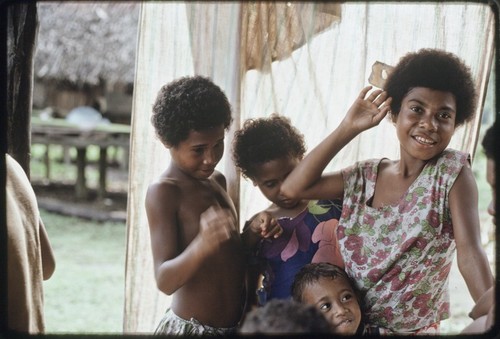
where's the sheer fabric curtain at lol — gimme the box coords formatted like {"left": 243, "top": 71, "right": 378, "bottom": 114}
{"left": 124, "top": 1, "right": 495, "bottom": 333}
{"left": 123, "top": 2, "right": 242, "bottom": 332}
{"left": 240, "top": 2, "right": 495, "bottom": 221}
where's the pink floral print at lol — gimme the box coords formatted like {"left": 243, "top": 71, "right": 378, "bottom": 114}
{"left": 338, "top": 149, "right": 469, "bottom": 332}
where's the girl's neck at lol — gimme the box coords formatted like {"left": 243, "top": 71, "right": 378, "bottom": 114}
{"left": 269, "top": 200, "right": 309, "bottom": 219}
{"left": 396, "top": 153, "right": 430, "bottom": 179}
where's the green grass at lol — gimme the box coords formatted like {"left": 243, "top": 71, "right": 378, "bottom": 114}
{"left": 41, "top": 210, "right": 126, "bottom": 334}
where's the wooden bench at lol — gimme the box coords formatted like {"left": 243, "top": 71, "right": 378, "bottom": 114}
{"left": 31, "top": 117, "right": 130, "bottom": 200}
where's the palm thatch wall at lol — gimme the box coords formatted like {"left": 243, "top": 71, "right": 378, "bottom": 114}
{"left": 34, "top": 2, "right": 139, "bottom": 122}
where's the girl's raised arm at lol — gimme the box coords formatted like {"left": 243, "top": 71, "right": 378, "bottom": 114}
{"left": 281, "top": 86, "right": 391, "bottom": 201}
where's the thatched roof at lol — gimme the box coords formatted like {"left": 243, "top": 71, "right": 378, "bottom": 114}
{"left": 35, "top": 2, "right": 139, "bottom": 86}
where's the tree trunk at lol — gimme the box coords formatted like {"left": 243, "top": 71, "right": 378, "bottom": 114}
{"left": 7, "top": 3, "right": 38, "bottom": 175}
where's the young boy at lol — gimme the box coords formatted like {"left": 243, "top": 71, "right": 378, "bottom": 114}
{"left": 146, "top": 75, "right": 261, "bottom": 335}
{"left": 232, "top": 115, "right": 343, "bottom": 306}
{"left": 291, "top": 263, "right": 365, "bottom": 335}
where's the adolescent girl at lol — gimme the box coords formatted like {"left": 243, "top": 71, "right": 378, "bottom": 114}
{"left": 281, "top": 49, "right": 494, "bottom": 334}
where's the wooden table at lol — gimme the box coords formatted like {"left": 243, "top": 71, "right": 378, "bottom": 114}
{"left": 31, "top": 117, "right": 130, "bottom": 199}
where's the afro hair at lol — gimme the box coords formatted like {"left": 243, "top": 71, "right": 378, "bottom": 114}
{"left": 239, "top": 299, "right": 331, "bottom": 334}
{"left": 151, "top": 75, "right": 232, "bottom": 147}
{"left": 384, "top": 49, "right": 477, "bottom": 127}
{"left": 232, "top": 114, "right": 306, "bottom": 179}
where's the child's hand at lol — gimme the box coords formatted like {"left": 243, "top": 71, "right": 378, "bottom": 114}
{"left": 198, "top": 206, "right": 236, "bottom": 256}
{"left": 342, "top": 86, "right": 392, "bottom": 133}
{"left": 249, "top": 212, "right": 283, "bottom": 239}
{"left": 468, "top": 286, "right": 495, "bottom": 319}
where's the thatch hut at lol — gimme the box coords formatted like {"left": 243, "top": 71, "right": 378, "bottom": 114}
{"left": 34, "top": 2, "right": 139, "bottom": 124}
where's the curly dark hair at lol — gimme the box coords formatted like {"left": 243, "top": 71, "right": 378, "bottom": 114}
{"left": 482, "top": 122, "right": 498, "bottom": 160}
{"left": 291, "top": 263, "right": 365, "bottom": 335}
{"left": 232, "top": 114, "right": 306, "bottom": 179}
{"left": 239, "top": 298, "right": 331, "bottom": 334}
{"left": 384, "top": 49, "right": 477, "bottom": 127}
{"left": 291, "top": 263, "right": 360, "bottom": 304}
{"left": 151, "top": 75, "right": 232, "bottom": 147}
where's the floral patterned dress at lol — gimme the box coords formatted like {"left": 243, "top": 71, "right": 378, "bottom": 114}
{"left": 338, "top": 149, "right": 469, "bottom": 332}
{"left": 256, "top": 199, "right": 343, "bottom": 303}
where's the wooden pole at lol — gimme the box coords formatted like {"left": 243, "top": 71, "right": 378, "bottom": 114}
{"left": 7, "top": 3, "right": 38, "bottom": 175}
{"left": 75, "top": 147, "right": 87, "bottom": 199}
{"left": 98, "top": 146, "right": 107, "bottom": 199}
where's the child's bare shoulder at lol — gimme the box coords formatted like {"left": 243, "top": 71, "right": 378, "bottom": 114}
{"left": 210, "top": 170, "right": 227, "bottom": 190}
{"left": 146, "top": 176, "right": 181, "bottom": 203}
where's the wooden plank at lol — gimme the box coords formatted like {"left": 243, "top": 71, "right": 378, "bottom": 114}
{"left": 31, "top": 118, "right": 131, "bottom": 198}
{"left": 31, "top": 116, "right": 131, "bottom": 133}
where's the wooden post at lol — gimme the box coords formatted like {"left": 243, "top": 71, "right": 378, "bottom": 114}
{"left": 75, "top": 147, "right": 87, "bottom": 199}
{"left": 98, "top": 146, "right": 107, "bottom": 199}
{"left": 44, "top": 144, "right": 50, "bottom": 179}
{"left": 6, "top": 3, "right": 38, "bottom": 173}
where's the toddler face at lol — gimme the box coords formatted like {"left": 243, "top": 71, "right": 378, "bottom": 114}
{"left": 301, "top": 276, "right": 361, "bottom": 335}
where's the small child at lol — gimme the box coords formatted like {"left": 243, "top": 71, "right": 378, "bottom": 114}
{"left": 232, "top": 114, "right": 343, "bottom": 306}
{"left": 282, "top": 49, "right": 494, "bottom": 333}
{"left": 238, "top": 298, "right": 332, "bottom": 334}
{"left": 462, "top": 122, "right": 497, "bottom": 334}
{"left": 291, "top": 262, "right": 365, "bottom": 335}
{"left": 146, "top": 75, "right": 259, "bottom": 335}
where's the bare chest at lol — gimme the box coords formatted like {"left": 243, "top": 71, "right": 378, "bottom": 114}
{"left": 177, "top": 180, "right": 237, "bottom": 242}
